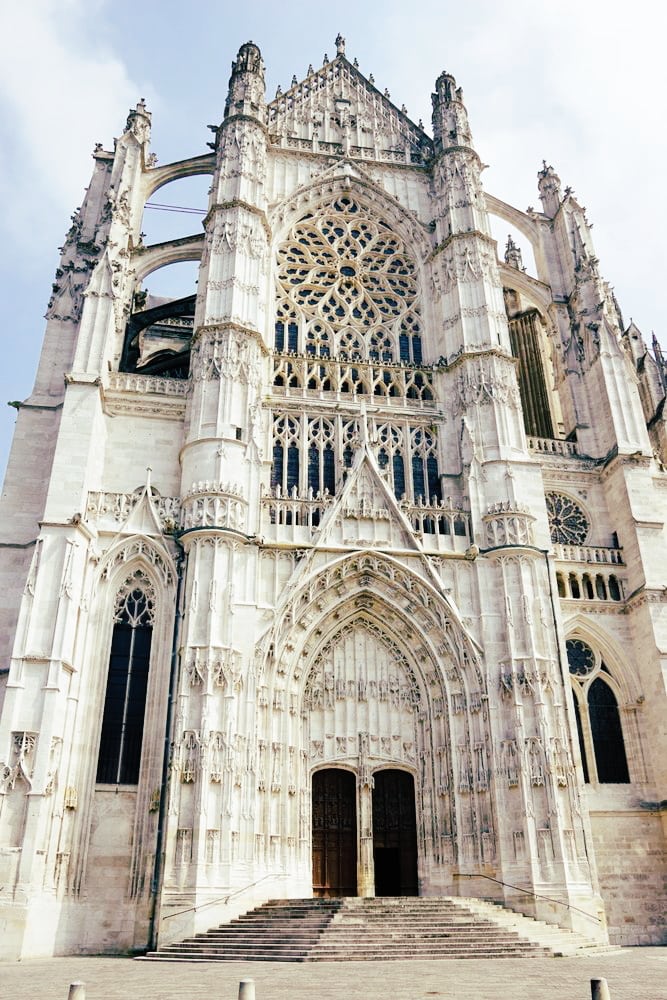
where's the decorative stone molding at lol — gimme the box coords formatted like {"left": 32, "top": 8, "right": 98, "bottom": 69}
{"left": 99, "top": 536, "right": 176, "bottom": 587}
{"left": 452, "top": 355, "right": 521, "bottom": 413}
{"left": 191, "top": 327, "right": 262, "bottom": 386}
{"left": 86, "top": 490, "right": 181, "bottom": 530}
{"left": 183, "top": 646, "right": 243, "bottom": 691}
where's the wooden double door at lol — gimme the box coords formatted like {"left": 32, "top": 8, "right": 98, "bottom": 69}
{"left": 312, "top": 767, "right": 418, "bottom": 897}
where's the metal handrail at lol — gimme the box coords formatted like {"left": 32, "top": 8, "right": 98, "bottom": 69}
{"left": 161, "top": 873, "right": 287, "bottom": 921}
{"left": 454, "top": 872, "right": 601, "bottom": 923}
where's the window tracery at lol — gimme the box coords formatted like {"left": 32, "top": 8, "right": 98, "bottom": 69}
{"left": 269, "top": 414, "right": 441, "bottom": 503}
{"left": 546, "top": 492, "right": 589, "bottom": 545}
{"left": 97, "top": 570, "right": 155, "bottom": 785}
{"left": 566, "top": 639, "right": 630, "bottom": 784}
{"left": 275, "top": 196, "right": 423, "bottom": 364}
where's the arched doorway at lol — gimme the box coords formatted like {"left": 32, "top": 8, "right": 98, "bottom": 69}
{"left": 372, "top": 769, "right": 418, "bottom": 896}
{"left": 312, "top": 769, "right": 357, "bottom": 897}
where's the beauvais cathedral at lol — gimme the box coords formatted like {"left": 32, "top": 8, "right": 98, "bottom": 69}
{"left": 0, "top": 37, "right": 665, "bottom": 960}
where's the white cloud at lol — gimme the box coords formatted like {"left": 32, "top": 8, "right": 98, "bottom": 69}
{"left": 0, "top": 0, "right": 146, "bottom": 238}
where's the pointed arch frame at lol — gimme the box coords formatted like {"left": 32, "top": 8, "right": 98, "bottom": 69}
{"left": 69, "top": 534, "right": 178, "bottom": 899}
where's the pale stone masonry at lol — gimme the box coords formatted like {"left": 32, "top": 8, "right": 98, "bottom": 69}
{"left": 0, "top": 36, "right": 664, "bottom": 959}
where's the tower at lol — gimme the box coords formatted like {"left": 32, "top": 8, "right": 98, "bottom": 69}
{"left": 0, "top": 37, "right": 664, "bottom": 960}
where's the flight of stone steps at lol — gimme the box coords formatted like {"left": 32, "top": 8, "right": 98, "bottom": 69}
{"left": 143, "top": 895, "right": 608, "bottom": 963}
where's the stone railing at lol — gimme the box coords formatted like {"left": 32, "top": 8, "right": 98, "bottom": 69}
{"left": 262, "top": 488, "right": 334, "bottom": 531}
{"left": 400, "top": 497, "right": 471, "bottom": 542}
{"left": 527, "top": 436, "right": 579, "bottom": 458}
{"left": 85, "top": 490, "right": 180, "bottom": 530}
{"left": 553, "top": 544, "right": 624, "bottom": 565}
{"left": 106, "top": 372, "right": 188, "bottom": 396}
{"left": 272, "top": 354, "right": 437, "bottom": 408}
{"left": 261, "top": 489, "right": 471, "bottom": 551}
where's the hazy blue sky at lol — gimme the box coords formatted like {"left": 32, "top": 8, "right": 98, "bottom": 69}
{"left": 0, "top": 0, "right": 664, "bottom": 482}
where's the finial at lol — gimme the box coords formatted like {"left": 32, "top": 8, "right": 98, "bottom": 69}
{"left": 145, "top": 465, "right": 153, "bottom": 490}
{"left": 384, "top": 88, "right": 390, "bottom": 99}
{"left": 291, "top": 75, "right": 298, "bottom": 87}
{"left": 353, "top": 57, "right": 359, "bottom": 68}
{"left": 401, "top": 104, "right": 407, "bottom": 114}
{"left": 369, "top": 73, "right": 375, "bottom": 85}
{"left": 323, "top": 53, "right": 329, "bottom": 64}
{"left": 504, "top": 235, "right": 525, "bottom": 271}
{"left": 308, "top": 63, "right": 314, "bottom": 75}
{"left": 418, "top": 119, "right": 424, "bottom": 129}
{"left": 275, "top": 84, "right": 282, "bottom": 97}
{"left": 335, "top": 33, "right": 346, "bottom": 55}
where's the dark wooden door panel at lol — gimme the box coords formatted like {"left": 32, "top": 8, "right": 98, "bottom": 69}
{"left": 312, "top": 769, "right": 357, "bottom": 897}
{"left": 372, "top": 769, "right": 418, "bottom": 896}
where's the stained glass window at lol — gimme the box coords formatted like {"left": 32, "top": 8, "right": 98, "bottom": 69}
{"left": 546, "top": 492, "right": 589, "bottom": 545}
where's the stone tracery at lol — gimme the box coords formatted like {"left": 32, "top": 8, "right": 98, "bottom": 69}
{"left": 276, "top": 195, "right": 424, "bottom": 364}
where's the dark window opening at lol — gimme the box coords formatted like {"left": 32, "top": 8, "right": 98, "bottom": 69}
{"left": 588, "top": 678, "right": 630, "bottom": 783}
{"left": 96, "top": 589, "right": 152, "bottom": 785}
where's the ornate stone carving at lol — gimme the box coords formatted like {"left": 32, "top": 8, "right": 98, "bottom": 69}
{"left": 181, "top": 483, "right": 247, "bottom": 532}
{"left": 0, "top": 732, "right": 38, "bottom": 793}
{"left": 483, "top": 502, "right": 536, "bottom": 547}
{"left": 546, "top": 492, "right": 589, "bottom": 545}
{"left": 86, "top": 490, "right": 181, "bottom": 531}
{"left": 452, "top": 356, "right": 521, "bottom": 413}
{"left": 191, "top": 328, "right": 262, "bottom": 385}
{"left": 183, "top": 646, "right": 242, "bottom": 691}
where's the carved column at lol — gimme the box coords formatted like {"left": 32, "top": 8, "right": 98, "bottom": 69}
{"left": 357, "top": 735, "right": 375, "bottom": 897}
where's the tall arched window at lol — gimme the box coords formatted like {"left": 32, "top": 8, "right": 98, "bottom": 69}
{"left": 566, "top": 638, "right": 630, "bottom": 784}
{"left": 96, "top": 571, "right": 155, "bottom": 785}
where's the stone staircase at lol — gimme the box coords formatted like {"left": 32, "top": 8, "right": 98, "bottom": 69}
{"left": 143, "top": 896, "right": 603, "bottom": 962}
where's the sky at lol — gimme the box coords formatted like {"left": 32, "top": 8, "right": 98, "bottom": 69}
{"left": 0, "top": 0, "right": 665, "bottom": 482}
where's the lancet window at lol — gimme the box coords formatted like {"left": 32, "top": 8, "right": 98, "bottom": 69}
{"left": 269, "top": 414, "right": 441, "bottom": 502}
{"left": 96, "top": 571, "right": 155, "bottom": 785}
{"left": 275, "top": 196, "right": 424, "bottom": 364}
{"left": 271, "top": 415, "right": 300, "bottom": 493}
{"left": 566, "top": 638, "right": 630, "bottom": 784}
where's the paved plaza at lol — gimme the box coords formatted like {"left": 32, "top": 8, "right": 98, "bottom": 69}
{"left": 0, "top": 950, "right": 665, "bottom": 1000}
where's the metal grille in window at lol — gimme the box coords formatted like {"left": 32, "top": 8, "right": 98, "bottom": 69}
{"left": 546, "top": 492, "right": 589, "bottom": 545}
{"left": 275, "top": 195, "right": 424, "bottom": 364}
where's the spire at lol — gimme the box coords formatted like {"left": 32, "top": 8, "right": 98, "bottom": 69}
{"left": 224, "top": 41, "right": 266, "bottom": 121}
{"left": 431, "top": 71, "right": 472, "bottom": 153}
{"left": 537, "top": 160, "right": 562, "bottom": 217}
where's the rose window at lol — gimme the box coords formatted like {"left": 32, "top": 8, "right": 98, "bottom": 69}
{"left": 546, "top": 492, "right": 589, "bottom": 545}
{"left": 275, "top": 196, "right": 423, "bottom": 363}
{"left": 566, "top": 639, "right": 595, "bottom": 677}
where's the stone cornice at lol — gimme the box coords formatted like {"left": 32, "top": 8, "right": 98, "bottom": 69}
{"left": 191, "top": 321, "right": 270, "bottom": 356}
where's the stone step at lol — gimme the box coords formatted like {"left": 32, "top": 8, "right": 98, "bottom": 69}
{"left": 144, "top": 896, "right": 577, "bottom": 963}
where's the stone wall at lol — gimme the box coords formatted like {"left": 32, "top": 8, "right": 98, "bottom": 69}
{"left": 589, "top": 807, "right": 666, "bottom": 944}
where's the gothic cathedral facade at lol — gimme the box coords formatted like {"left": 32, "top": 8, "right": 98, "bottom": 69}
{"left": 0, "top": 39, "right": 665, "bottom": 959}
